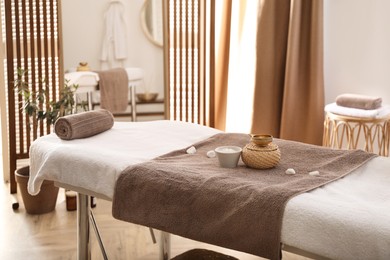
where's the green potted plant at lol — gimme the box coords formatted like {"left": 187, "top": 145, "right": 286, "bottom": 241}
{"left": 14, "top": 68, "right": 87, "bottom": 214}
{"left": 15, "top": 68, "right": 86, "bottom": 125}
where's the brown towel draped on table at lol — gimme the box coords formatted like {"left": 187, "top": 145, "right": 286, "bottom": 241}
{"left": 113, "top": 133, "right": 376, "bottom": 260}
{"left": 54, "top": 109, "right": 114, "bottom": 140}
{"left": 97, "top": 68, "right": 128, "bottom": 113}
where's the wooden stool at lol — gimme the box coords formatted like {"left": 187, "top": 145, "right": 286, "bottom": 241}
{"left": 323, "top": 111, "right": 390, "bottom": 156}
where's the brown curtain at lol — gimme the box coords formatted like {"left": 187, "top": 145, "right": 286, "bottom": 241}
{"left": 214, "top": 0, "right": 232, "bottom": 130}
{"left": 251, "top": 0, "right": 324, "bottom": 145}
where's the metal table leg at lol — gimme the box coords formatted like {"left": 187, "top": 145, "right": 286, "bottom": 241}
{"left": 77, "top": 193, "right": 91, "bottom": 260}
{"left": 130, "top": 85, "right": 137, "bottom": 122}
{"left": 87, "top": 91, "right": 93, "bottom": 111}
{"left": 160, "top": 232, "right": 171, "bottom": 260}
{"left": 90, "top": 209, "right": 108, "bottom": 260}
{"left": 77, "top": 192, "right": 168, "bottom": 260}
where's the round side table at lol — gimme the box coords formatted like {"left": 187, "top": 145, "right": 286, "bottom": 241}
{"left": 323, "top": 111, "right": 390, "bottom": 156}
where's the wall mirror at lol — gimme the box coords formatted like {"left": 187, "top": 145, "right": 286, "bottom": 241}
{"left": 141, "top": 0, "right": 163, "bottom": 47}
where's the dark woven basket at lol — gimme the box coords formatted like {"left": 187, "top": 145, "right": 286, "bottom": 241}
{"left": 172, "top": 249, "right": 238, "bottom": 260}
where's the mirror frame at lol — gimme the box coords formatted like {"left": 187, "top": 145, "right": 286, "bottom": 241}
{"left": 140, "top": 0, "right": 163, "bottom": 47}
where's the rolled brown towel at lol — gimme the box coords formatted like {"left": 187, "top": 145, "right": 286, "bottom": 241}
{"left": 54, "top": 109, "right": 114, "bottom": 140}
{"left": 336, "top": 93, "right": 382, "bottom": 110}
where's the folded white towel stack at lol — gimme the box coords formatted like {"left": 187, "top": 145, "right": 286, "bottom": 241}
{"left": 325, "top": 103, "right": 390, "bottom": 119}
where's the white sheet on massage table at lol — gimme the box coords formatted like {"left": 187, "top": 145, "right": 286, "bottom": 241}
{"left": 28, "top": 120, "right": 390, "bottom": 260}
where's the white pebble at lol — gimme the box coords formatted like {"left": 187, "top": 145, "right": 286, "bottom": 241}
{"left": 285, "top": 168, "right": 296, "bottom": 175}
{"left": 206, "top": 150, "right": 216, "bottom": 158}
{"left": 186, "top": 146, "right": 196, "bottom": 154}
{"left": 309, "top": 171, "right": 320, "bottom": 176}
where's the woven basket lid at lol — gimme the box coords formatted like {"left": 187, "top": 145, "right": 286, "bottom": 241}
{"left": 245, "top": 142, "right": 278, "bottom": 152}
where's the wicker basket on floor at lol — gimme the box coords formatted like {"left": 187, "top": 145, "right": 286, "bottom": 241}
{"left": 172, "top": 249, "right": 238, "bottom": 260}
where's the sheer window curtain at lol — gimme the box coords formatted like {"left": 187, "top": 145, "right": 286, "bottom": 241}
{"left": 214, "top": 0, "right": 258, "bottom": 133}
{"left": 216, "top": 0, "right": 324, "bottom": 145}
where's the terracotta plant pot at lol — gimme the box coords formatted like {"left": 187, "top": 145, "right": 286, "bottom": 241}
{"left": 15, "top": 166, "right": 59, "bottom": 214}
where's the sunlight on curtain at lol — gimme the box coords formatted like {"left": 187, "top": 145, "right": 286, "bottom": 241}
{"left": 225, "top": 0, "right": 258, "bottom": 133}
{"left": 0, "top": 117, "right": 3, "bottom": 180}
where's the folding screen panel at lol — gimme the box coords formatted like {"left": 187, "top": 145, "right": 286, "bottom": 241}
{"left": 3, "top": 0, "right": 63, "bottom": 193}
{"left": 163, "top": 0, "right": 215, "bottom": 126}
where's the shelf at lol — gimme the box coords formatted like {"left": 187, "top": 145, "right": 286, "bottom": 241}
{"left": 96, "top": 98, "right": 166, "bottom": 119}
{"left": 136, "top": 98, "right": 164, "bottom": 105}
{"left": 92, "top": 98, "right": 164, "bottom": 108}
{"left": 114, "top": 111, "right": 165, "bottom": 117}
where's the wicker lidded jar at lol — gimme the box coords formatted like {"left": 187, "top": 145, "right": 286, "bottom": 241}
{"left": 242, "top": 134, "right": 281, "bottom": 169}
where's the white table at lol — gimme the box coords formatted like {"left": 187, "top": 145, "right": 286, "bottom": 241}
{"left": 65, "top": 68, "right": 144, "bottom": 121}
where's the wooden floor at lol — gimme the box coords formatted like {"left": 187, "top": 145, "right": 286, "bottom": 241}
{"left": 0, "top": 182, "right": 311, "bottom": 260}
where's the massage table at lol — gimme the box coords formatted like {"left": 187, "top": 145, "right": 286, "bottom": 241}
{"left": 28, "top": 120, "right": 390, "bottom": 260}
{"left": 65, "top": 68, "right": 145, "bottom": 121}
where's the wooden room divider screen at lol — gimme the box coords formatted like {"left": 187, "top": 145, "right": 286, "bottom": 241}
{"left": 4, "top": 0, "right": 63, "bottom": 197}
{"left": 162, "top": 0, "right": 215, "bottom": 127}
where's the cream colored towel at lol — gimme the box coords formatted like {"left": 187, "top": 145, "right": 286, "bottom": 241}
{"left": 336, "top": 93, "right": 382, "bottom": 110}
{"left": 97, "top": 68, "right": 128, "bottom": 113}
{"left": 54, "top": 109, "right": 114, "bottom": 140}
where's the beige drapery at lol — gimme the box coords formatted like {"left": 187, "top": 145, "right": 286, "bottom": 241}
{"left": 251, "top": 0, "right": 324, "bottom": 145}
{"left": 214, "top": 0, "right": 232, "bottom": 130}
{"left": 215, "top": 0, "right": 253, "bottom": 131}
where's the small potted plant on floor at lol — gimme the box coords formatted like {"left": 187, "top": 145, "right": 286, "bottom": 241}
{"left": 14, "top": 68, "right": 87, "bottom": 214}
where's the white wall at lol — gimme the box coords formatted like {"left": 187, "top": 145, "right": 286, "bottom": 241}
{"left": 324, "top": 0, "right": 390, "bottom": 105}
{"left": 61, "top": 0, "right": 164, "bottom": 97}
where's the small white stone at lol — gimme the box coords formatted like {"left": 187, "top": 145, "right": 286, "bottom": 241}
{"left": 309, "top": 171, "right": 320, "bottom": 176}
{"left": 285, "top": 168, "right": 296, "bottom": 175}
{"left": 206, "top": 150, "right": 216, "bottom": 158}
{"left": 186, "top": 146, "right": 196, "bottom": 154}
